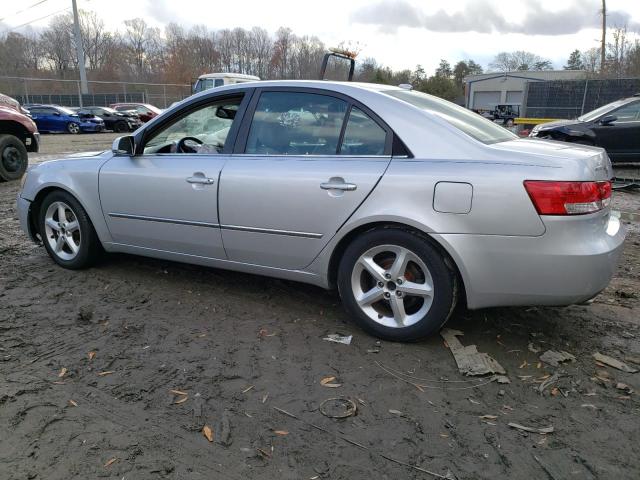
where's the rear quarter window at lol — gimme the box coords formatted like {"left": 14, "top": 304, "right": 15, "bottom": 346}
{"left": 384, "top": 89, "right": 516, "bottom": 144}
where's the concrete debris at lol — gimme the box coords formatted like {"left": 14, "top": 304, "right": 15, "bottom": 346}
{"left": 323, "top": 334, "right": 352, "bottom": 345}
{"left": 539, "top": 350, "right": 576, "bottom": 367}
{"left": 508, "top": 422, "right": 554, "bottom": 434}
{"left": 440, "top": 329, "right": 506, "bottom": 376}
{"left": 593, "top": 352, "right": 638, "bottom": 373}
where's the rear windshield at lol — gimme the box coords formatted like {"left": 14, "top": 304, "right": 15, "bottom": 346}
{"left": 384, "top": 90, "right": 516, "bottom": 144}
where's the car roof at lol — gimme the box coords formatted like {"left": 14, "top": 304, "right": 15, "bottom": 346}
{"left": 198, "top": 73, "right": 260, "bottom": 80}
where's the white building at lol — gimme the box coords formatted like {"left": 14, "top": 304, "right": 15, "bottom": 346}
{"left": 464, "top": 70, "right": 586, "bottom": 111}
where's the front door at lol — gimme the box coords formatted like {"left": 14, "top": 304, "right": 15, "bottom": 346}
{"left": 219, "top": 89, "right": 391, "bottom": 270}
{"left": 99, "top": 95, "right": 246, "bottom": 259}
{"left": 593, "top": 100, "right": 640, "bottom": 157}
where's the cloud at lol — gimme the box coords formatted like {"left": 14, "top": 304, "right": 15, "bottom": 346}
{"left": 350, "top": 0, "right": 640, "bottom": 35}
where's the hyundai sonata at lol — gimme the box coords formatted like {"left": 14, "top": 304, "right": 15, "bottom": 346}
{"left": 17, "top": 81, "right": 625, "bottom": 341}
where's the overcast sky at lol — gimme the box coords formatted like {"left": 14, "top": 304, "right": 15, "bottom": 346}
{"left": 2, "top": 0, "right": 640, "bottom": 73}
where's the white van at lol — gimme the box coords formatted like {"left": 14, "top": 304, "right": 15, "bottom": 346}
{"left": 193, "top": 73, "right": 260, "bottom": 93}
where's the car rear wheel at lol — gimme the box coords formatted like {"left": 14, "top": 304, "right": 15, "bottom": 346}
{"left": 67, "top": 122, "right": 80, "bottom": 134}
{"left": 39, "top": 190, "right": 101, "bottom": 269}
{"left": 337, "top": 228, "right": 457, "bottom": 341}
{"left": 0, "top": 134, "right": 28, "bottom": 181}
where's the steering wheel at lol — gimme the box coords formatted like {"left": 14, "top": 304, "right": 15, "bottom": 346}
{"left": 177, "top": 136, "right": 203, "bottom": 153}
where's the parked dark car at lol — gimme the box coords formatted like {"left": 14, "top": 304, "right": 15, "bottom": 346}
{"left": 530, "top": 95, "right": 640, "bottom": 162}
{"left": 77, "top": 106, "right": 142, "bottom": 132}
{"left": 109, "top": 103, "right": 161, "bottom": 123}
{"left": 26, "top": 104, "right": 105, "bottom": 134}
{"left": 0, "top": 93, "right": 39, "bottom": 181}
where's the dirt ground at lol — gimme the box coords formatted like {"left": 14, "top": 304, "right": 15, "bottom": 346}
{"left": 1, "top": 133, "right": 640, "bottom": 480}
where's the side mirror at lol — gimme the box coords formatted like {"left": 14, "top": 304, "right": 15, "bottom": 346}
{"left": 600, "top": 115, "right": 617, "bottom": 125}
{"left": 112, "top": 136, "right": 135, "bottom": 156}
{"left": 53, "top": 112, "right": 61, "bottom": 116}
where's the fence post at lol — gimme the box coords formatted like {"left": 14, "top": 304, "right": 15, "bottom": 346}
{"left": 77, "top": 81, "right": 83, "bottom": 107}
{"left": 24, "top": 79, "right": 29, "bottom": 105}
{"left": 163, "top": 84, "right": 167, "bottom": 108}
{"left": 123, "top": 82, "right": 127, "bottom": 103}
{"left": 580, "top": 79, "right": 588, "bottom": 115}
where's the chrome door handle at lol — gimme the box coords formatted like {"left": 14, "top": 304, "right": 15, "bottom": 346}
{"left": 186, "top": 176, "right": 215, "bottom": 185}
{"left": 320, "top": 181, "right": 357, "bottom": 191}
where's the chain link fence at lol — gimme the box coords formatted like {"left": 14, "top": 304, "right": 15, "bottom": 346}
{"left": 0, "top": 76, "right": 192, "bottom": 109}
{"left": 524, "top": 78, "right": 640, "bottom": 119}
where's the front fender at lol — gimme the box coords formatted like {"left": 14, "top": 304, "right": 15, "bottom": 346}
{"left": 20, "top": 154, "right": 113, "bottom": 244}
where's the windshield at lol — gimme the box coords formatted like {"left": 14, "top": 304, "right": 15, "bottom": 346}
{"left": 384, "top": 90, "right": 516, "bottom": 144}
{"left": 577, "top": 99, "right": 628, "bottom": 122}
{"left": 58, "top": 106, "right": 76, "bottom": 115}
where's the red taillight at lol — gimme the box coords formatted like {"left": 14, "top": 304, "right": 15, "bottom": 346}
{"left": 523, "top": 180, "right": 612, "bottom": 215}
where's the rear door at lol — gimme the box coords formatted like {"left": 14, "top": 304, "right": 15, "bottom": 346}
{"left": 99, "top": 93, "right": 249, "bottom": 258}
{"left": 218, "top": 88, "right": 392, "bottom": 270}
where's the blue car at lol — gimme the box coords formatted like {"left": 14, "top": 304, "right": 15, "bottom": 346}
{"left": 25, "top": 104, "right": 104, "bottom": 134}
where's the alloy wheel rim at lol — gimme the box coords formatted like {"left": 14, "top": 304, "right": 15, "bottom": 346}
{"left": 44, "top": 201, "right": 81, "bottom": 261}
{"left": 1, "top": 146, "right": 22, "bottom": 173}
{"left": 68, "top": 123, "right": 79, "bottom": 133}
{"left": 351, "top": 244, "right": 434, "bottom": 328}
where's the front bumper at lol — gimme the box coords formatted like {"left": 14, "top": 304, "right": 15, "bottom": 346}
{"left": 80, "top": 123, "right": 104, "bottom": 132}
{"left": 17, "top": 194, "right": 35, "bottom": 241}
{"left": 435, "top": 211, "right": 626, "bottom": 309}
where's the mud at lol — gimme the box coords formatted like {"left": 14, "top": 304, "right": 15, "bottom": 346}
{"left": 1, "top": 134, "right": 639, "bottom": 479}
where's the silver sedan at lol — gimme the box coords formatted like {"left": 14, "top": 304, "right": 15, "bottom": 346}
{"left": 16, "top": 81, "right": 626, "bottom": 341}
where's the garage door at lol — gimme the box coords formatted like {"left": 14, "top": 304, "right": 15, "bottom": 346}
{"left": 473, "top": 91, "right": 501, "bottom": 110}
{"left": 506, "top": 90, "right": 523, "bottom": 104}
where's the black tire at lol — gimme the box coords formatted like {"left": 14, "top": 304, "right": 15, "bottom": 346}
{"left": 114, "top": 121, "right": 128, "bottom": 133}
{"left": 505, "top": 119, "right": 514, "bottom": 127}
{"left": 0, "top": 134, "right": 28, "bottom": 181}
{"left": 67, "top": 122, "right": 80, "bottom": 134}
{"left": 38, "top": 190, "right": 101, "bottom": 269}
{"left": 337, "top": 228, "right": 457, "bottom": 341}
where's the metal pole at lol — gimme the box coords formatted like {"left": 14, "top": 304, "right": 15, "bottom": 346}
{"left": 24, "top": 79, "right": 29, "bottom": 104}
{"left": 580, "top": 79, "right": 589, "bottom": 115}
{"left": 600, "top": 0, "right": 606, "bottom": 77}
{"left": 72, "top": 0, "right": 89, "bottom": 94}
{"left": 77, "top": 81, "right": 83, "bottom": 107}
{"left": 163, "top": 85, "right": 167, "bottom": 108}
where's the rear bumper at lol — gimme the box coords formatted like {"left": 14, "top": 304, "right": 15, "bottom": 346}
{"left": 435, "top": 211, "right": 626, "bottom": 309}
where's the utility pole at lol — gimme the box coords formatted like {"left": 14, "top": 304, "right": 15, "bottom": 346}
{"left": 72, "top": 0, "right": 88, "bottom": 94}
{"left": 600, "top": 0, "right": 606, "bottom": 77}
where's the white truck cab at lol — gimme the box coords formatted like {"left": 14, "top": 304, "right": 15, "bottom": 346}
{"left": 193, "top": 73, "right": 260, "bottom": 93}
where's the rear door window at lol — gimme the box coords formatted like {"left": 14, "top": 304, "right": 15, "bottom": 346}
{"left": 245, "top": 91, "right": 348, "bottom": 155}
{"left": 340, "top": 107, "right": 387, "bottom": 155}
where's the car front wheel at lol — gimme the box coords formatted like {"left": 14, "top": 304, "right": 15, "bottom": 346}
{"left": 39, "top": 190, "right": 101, "bottom": 269}
{"left": 67, "top": 122, "right": 80, "bottom": 134}
{"left": 338, "top": 228, "right": 457, "bottom": 341}
{"left": 0, "top": 134, "right": 28, "bottom": 181}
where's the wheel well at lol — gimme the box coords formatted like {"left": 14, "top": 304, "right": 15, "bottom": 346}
{"left": 327, "top": 221, "right": 467, "bottom": 304}
{"left": 0, "top": 120, "right": 29, "bottom": 146}
{"left": 28, "top": 187, "right": 74, "bottom": 241}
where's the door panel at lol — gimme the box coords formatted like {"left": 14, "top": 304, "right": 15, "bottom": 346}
{"left": 219, "top": 156, "right": 388, "bottom": 269}
{"left": 99, "top": 154, "right": 226, "bottom": 258}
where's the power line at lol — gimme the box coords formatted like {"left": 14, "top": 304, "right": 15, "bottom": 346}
{"left": 5, "top": 6, "right": 71, "bottom": 33}
{"left": 0, "top": 0, "right": 49, "bottom": 23}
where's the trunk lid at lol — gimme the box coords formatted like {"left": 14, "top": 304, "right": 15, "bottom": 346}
{"left": 488, "top": 138, "right": 613, "bottom": 181}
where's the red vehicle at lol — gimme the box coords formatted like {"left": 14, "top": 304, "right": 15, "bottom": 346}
{"left": 109, "top": 103, "right": 161, "bottom": 123}
{"left": 0, "top": 93, "right": 39, "bottom": 181}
